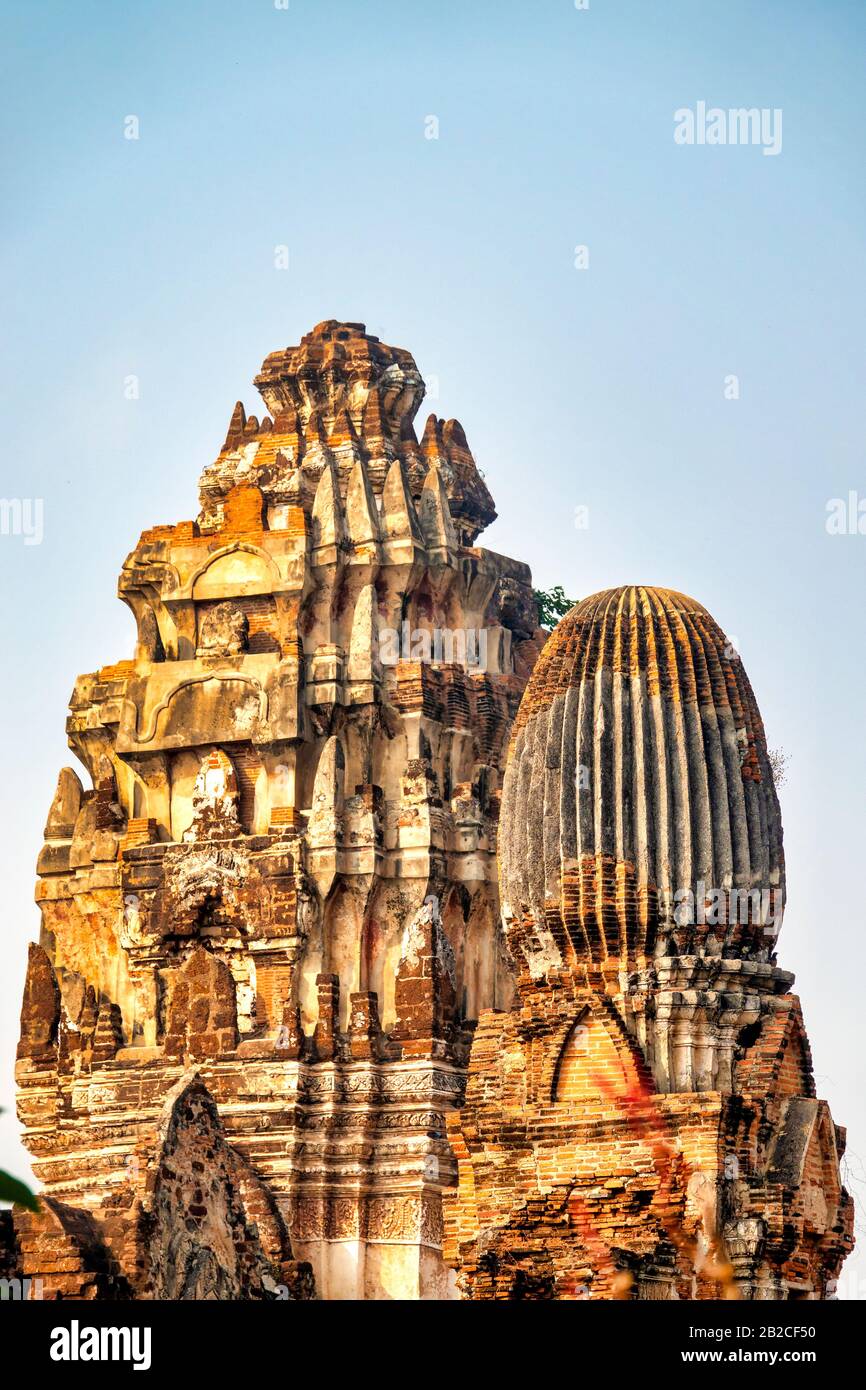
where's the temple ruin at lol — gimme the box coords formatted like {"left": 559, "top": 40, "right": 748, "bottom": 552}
{"left": 5, "top": 327, "right": 852, "bottom": 1301}
{"left": 8, "top": 321, "right": 541, "bottom": 1299}
{"left": 443, "top": 586, "right": 854, "bottom": 1299}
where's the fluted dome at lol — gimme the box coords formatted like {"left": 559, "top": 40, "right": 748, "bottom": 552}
{"left": 500, "top": 586, "right": 784, "bottom": 972}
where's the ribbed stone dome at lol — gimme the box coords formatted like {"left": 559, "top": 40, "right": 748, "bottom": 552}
{"left": 500, "top": 586, "right": 785, "bottom": 972}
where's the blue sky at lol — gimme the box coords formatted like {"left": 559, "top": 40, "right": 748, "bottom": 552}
{"left": 1, "top": 0, "right": 865, "bottom": 1294}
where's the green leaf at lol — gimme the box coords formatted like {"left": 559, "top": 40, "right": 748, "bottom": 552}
{"left": 0, "top": 1170, "right": 40, "bottom": 1213}
{"left": 533, "top": 585, "right": 576, "bottom": 631}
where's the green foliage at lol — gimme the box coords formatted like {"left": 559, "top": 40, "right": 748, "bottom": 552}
{"left": 534, "top": 585, "right": 576, "bottom": 631}
{"left": 0, "top": 1169, "right": 39, "bottom": 1213}
{"left": 768, "top": 746, "right": 790, "bottom": 789}
{"left": 0, "top": 1107, "right": 39, "bottom": 1212}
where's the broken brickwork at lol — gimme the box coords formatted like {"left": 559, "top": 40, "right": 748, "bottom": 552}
{"left": 9, "top": 321, "right": 544, "bottom": 1300}
{"left": 443, "top": 586, "right": 853, "bottom": 1300}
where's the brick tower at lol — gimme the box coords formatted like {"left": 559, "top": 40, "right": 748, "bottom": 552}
{"left": 9, "top": 322, "right": 543, "bottom": 1300}
{"left": 444, "top": 586, "right": 853, "bottom": 1300}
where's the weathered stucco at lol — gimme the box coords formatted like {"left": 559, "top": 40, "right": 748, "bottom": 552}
{"left": 8, "top": 337, "right": 847, "bottom": 1303}
{"left": 443, "top": 586, "right": 853, "bottom": 1300}
{"left": 9, "top": 320, "right": 544, "bottom": 1300}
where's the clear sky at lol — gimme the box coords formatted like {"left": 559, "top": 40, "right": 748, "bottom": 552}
{"left": 1, "top": 0, "right": 864, "bottom": 1296}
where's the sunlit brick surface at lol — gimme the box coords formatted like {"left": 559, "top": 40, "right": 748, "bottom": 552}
{"left": 6, "top": 322, "right": 545, "bottom": 1301}
{"left": 444, "top": 587, "right": 853, "bottom": 1300}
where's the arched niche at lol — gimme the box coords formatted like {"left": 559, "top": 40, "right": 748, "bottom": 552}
{"left": 169, "top": 749, "right": 204, "bottom": 842}
{"left": 321, "top": 883, "right": 364, "bottom": 1031}
{"left": 552, "top": 1010, "right": 630, "bottom": 1105}
{"left": 295, "top": 735, "right": 342, "bottom": 814}
{"left": 342, "top": 717, "right": 370, "bottom": 794}
{"left": 462, "top": 891, "right": 498, "bottom": 1020}
{"left": 439, "top": 886, "right": 469, "bottom": 1015}
{"left": 359, "top": 882, "right": 404, "bottom": 1029}
{"left": 297, "top": 903, "right": 324, "bottom": 1035}
{"left": 192, "top": 547, "right": 274, "bottom": 601}
{"left": 446, "top": 730, "right": 476, "bottom": 797}
{"left": 371, "top": 714, "right": 407, "bottom": 799}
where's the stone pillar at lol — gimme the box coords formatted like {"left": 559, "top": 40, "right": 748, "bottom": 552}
{"left": 393, "top": 899, "right": 457, "bottom": 1057}
{"left": 313, "top": 973, "right": 340, "bottom": 1061}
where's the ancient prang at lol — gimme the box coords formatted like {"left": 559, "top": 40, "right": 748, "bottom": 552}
{"left": 443, "top": 587, "right": 854, "bottom": 1299}
{"left": 8, "top": 320, "right": 543, "bottom": 1300}
{"left": 6, "top": 327, "right": 852, "bottom": 1302}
